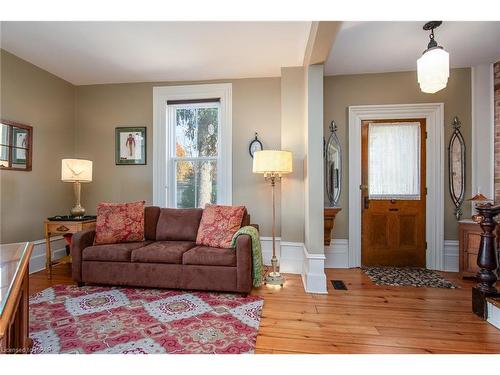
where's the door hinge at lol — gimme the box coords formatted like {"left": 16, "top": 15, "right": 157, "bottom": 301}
{"left": 425, "top": 241, "right": 428, "bottom": 250}
{"left": 425, "top": 187, "right": 428, "bottom": 195}
{"left": 425, "top": 131, "right": 428, "bottom": 139}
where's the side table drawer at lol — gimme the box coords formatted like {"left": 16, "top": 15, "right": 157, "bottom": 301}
{"left": 46, "top": 222, "right": 80, "bottom": 234}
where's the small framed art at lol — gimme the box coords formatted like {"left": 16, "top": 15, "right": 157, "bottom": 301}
{"left": 115, "top": 127, "right": 146, "bottom": 165}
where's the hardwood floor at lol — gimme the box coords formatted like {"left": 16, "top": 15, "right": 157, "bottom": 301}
{"left": 29, "top": 265, "right": 500, "bottom": 354}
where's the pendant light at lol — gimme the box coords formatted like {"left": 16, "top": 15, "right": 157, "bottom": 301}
{"left": 417, "top": 21, "right": 449, "bottom": 94}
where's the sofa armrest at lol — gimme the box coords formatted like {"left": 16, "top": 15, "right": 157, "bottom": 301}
{"left": 236, "top": 234, "right": 252, "bottom": 293}
{"left": 71, "top": 229, "right": 95, "bottom": 282}
{"left": 249, "top": 223, "right": 259, "bottom": 232}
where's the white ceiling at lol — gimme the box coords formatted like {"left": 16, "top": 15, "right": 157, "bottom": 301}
{"left": 326, "top": 21, "right": 500, "bottom": 76}
{"left": 0, "top": 21, "right": 311, "bottom": 85}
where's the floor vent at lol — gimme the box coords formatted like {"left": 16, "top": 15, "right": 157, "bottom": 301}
{"left": 331, "top": 280, "right": 348, "bottom": 290}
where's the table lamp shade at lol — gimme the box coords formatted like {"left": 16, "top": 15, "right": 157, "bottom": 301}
{"left": 252, "top": 150, "right": 293, "bottom": 174}
{"left": 61, "top": 159, "right": 93, "bottom": 182}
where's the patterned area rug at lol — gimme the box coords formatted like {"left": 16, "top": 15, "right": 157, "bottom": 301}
{"left": 362, "top": 267, "right": 457, "bottom": 288}
{"left": 29, "top": 285, "right": 263, "bottom": 354}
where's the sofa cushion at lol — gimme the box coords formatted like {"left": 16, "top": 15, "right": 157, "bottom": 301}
{"left": 182, "top": 246, "right": 237, "bottom": 267}
{"left": 94, "top": 201, "right": 145, "bottom": 245}
{"left": 156, "top": 208, "right": 203, "bottom": 242}
{"left": 196, "top": 205, "right": 246, "bottom": 248}
{"left": 131, "top": 241, "right": 196, "bottom": 264}
{"left": 82, "top": 241, "right": 152, "bottom": 262}
{"left": 144, "top": 206, "right": 161, "bottom": 240}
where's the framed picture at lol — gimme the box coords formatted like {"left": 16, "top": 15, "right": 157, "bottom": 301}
{"left": 115, "top": 127, "right": 146, "bottom": 165}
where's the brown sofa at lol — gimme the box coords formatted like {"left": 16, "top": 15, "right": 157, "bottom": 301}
{"left": 71, "top": 206, "right": 254, "bottom": 294}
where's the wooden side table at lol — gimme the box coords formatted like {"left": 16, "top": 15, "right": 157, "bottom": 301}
{"left": 44, "top": 217, "right": 96, "bottom": 278}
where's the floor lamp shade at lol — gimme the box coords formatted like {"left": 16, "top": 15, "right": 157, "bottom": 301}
{"left": 252, "top": 150, "right": 293, "bottom": 175}
{"left": 61, "top": 159, "right": 93, "bottom": 182}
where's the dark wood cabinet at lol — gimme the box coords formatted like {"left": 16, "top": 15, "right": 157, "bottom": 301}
{"left": 458, "top": 219, "right": 500, "bottom": 279}
{"left": 459, "top": 219, "right": 482, "bottom": 278}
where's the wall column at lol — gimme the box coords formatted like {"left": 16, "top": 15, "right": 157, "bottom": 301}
{"left": 471, "top": 64, "right": 495, "bottom": 201}
{"left": 303, "top": 64, "right": 327, "bottom": 293}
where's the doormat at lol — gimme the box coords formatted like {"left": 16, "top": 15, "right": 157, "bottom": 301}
{"left": 29, "top": 285, "right": 264, "bottom": 354}
{"left": 331, "top": 280, "right": 348, "bottom": 290}
{"left": 362, "top": 266, "right": 457, "bottom": 288}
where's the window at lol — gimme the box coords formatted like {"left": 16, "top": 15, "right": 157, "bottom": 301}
{"left": 169, "top": 101, "right": 219, "bottom": 208}
{"left": 153, "top": 84, "right": 232, "bottom": 208}
{"left": 368, "top": 122, "right": 421, "bottom": 200}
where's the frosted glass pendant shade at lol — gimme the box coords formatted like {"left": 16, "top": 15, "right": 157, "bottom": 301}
{"left": 417, "top": 47, "right": 449, "bottom": 94}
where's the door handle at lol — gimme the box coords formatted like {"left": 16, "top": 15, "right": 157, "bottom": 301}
{"left": 364, "top": 196, "right": 370, "bottom": 209}
{"left": 389, "top": 208, "right": 399, "bottom": 212}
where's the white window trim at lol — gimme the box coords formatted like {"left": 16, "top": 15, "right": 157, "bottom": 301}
{"left": 153, "top": 83, "right": 232, "bottom": 208}
{"left": 348, "top": 103, "right": 444, "bottom": 270}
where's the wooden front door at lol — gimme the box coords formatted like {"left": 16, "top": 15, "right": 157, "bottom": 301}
{"left": 361, "top": 119, "right": 426, "bottom": 267}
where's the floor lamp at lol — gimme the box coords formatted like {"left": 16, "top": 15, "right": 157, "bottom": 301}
{"left": 253, "top": 150, "right": 293, "bottom": 286}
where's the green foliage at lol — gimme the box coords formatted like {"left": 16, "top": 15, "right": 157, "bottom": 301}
{"left": 176, "top": 106, "right": 218, "bottom": 208}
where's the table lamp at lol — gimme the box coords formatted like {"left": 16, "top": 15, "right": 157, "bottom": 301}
{"left": 253, "top": 150, "right": 293, "bottom": 286}
{"left": 61, "top": 159, "right": 93, "bottom": 217}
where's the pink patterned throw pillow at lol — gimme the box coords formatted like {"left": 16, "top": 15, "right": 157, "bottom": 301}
{"left": 196, "top": 204, "right": 246, "bottom": 249}
{"left": 94, "top": 201, "right": 145, "bottom": 245}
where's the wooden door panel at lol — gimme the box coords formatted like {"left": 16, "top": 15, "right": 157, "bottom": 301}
{"left": 399, "top": 214, "right": 418, "bottom": 248}
{"left": 368, "top": 214, "right": 389, "bottom": 248}
{"left": 361, "top": 119, "right": 426, "bottom": 267}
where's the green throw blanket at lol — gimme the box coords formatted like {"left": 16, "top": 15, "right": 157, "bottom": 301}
{"left": 231, "top": 226, "right": 264, "bottom": 287}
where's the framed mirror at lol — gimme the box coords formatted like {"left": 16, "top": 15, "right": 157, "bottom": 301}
{"left": 325, "top": 121, "right": 342, "bottom": 207}
{"left": 448, "top": 116, "right": 466, "bottom": 220}
{"left": 0, "top": 120, "right": 33, "bottom": 171}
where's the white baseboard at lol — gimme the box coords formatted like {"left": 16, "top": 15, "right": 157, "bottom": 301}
{"left": 261, "top": 237, "right": 457, "bottom": 273}
{"left": 280, "top": 241, "right": 306, "bottom": 274}
{"left": 260, "top": 236, "right": 281, "bottom": 267}
{"left": 260, "top": 237, "right": 327, "bottom": 294}
{"left": 260, "top": 237, "right": 303, "bottom": 274}
{"left": 302, "top": 248, "right": 327, "bottom": 294}
{"left": 29, "top": 236, "right": 68, "bottom": 274}
{"left": 487, "top": 301, "right": 500, "bottom": 329}
{"left": 325, "top": 239, "right": 349, "bottom": 268}
{"left": 443, "top": 240, "right": 459, "bottom": 272}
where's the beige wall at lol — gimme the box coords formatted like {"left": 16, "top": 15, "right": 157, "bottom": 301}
{"left": 75, "top": 78, "right": 282, "bottom": 237}
{"left": 0, "top": 50, "right": 75, "bottom": 243}
{"left": 323, "top": 68, "right": 472, "bottom": 241}
{"left": 1, "top": 48, "right": 472, "bottom": 246}
{"left": 280, "top": 67, "right": 306, "bottom": 243}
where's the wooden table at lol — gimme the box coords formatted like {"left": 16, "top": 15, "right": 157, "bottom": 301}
{"left": 0, "top": 242, "right": 33, "bottom": 353}
{"left": 44, "top": 218, "right": 96, "bottom": 278}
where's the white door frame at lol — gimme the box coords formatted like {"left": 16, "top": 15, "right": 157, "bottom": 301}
{"left": 348, "top": 103, "right": 445, "bottom": 270}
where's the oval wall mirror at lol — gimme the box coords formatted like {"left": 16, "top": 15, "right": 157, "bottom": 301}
{"left": 448, "top": 116, "right": 466, "bottom": 220}
{"left": 325, "top": 121, "right": 342, "bottom": 207}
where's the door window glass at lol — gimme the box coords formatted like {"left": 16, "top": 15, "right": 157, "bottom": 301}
{"left": 368, "top": 122, "right": 421, "bottom": 200}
